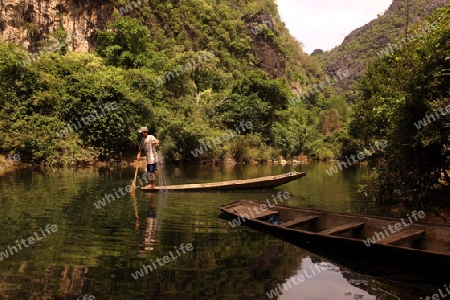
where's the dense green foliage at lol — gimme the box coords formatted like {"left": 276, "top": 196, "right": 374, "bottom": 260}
{"left": 0, "top": 0, "right": 349, "bottom": 165}
{"left": 349, "top": 3, "right": 450, "bottom": 203}
{"left": 0, "top": 46, "right": 150, "bottom": 165}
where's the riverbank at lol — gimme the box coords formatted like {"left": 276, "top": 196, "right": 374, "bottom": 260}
{"left": 0, "top": 152, "right": 313, "bottom": 168}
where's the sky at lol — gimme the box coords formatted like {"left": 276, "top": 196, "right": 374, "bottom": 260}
{"left": 276, "top": 0, "right": 393, "bottom": 54}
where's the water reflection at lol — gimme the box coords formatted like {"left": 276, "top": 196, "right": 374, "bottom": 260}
{"left": 277, "top": 257, "right": 376, "bottom": 300}
{"left": 0, "top": 163, "right": 441, "bottom": 299}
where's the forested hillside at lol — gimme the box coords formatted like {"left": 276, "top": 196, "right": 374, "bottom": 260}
{"left": 0, "top": 0, "right": 348, "bottom": 165}
{"left": 349, "top": 3, "right": 450, "bottom": 203}
{"left": 315, "top": 0, "right": 448, "bottom": 99}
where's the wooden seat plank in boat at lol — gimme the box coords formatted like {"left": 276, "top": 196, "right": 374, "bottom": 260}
{"left": 280, "top": 215, "right": 318, "bottom": 228}
{"left": 320, "top": 222, "right": 365, "bottom": 235}
{"left": 378, "top": 229, "right": 425, "bottom": 246}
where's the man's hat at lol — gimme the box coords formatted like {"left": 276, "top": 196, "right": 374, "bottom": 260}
{"left": 138, "top": 127, "right": 148, "bottom": 133}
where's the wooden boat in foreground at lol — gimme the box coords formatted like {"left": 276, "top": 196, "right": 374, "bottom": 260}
{"left": 141, "top": 171, "right": 305, "bottom": 192}
{"left": 219, "top": 200, "right": 450, "bottom": 263}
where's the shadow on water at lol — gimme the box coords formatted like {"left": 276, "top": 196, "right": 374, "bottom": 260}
{"left": 0, "top": 163, "right": 445, "bottom": 299}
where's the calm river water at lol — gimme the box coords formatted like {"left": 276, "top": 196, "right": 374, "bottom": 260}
{"left": 0, "top": 162, "right": 446, "bottom": 299}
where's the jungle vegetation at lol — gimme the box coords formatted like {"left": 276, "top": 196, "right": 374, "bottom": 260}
{"left": 0, "top": 0, "right": 449, "bottom": 204}
{"left": 0, "top": 0, "right": 348, "bottom": 165}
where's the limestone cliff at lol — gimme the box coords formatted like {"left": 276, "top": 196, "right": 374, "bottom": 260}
{"left": 0, "top": 0, "right": 114, "bottom": 52}
{"left": 0, "top": 0, "right": 290, "bottom": 80}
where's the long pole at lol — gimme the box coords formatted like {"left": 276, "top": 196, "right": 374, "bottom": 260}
{"left": 130, "top": 161, "right": 139, "bottom": 192}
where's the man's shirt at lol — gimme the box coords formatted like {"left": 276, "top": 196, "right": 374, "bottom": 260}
{"left": 140, "top": 135, "right": 158, "bottom": 164}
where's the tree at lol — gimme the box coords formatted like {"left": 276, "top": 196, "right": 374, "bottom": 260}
{"left": 97, "top": 17, "right": 151, "bottom": 69}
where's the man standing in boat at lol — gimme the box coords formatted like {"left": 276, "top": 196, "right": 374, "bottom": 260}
{"left": 137, "top": 127, "right": 160, "bottom": 188}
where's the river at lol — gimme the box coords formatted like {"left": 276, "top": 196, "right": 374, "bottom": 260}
{"left": 0, "top": 162, "right": 445, "bottom": 299}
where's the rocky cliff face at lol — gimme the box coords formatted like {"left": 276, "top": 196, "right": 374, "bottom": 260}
{"left": 244, "top": 11, "right": 286, "bottom": 79}
{"left": 0, "top": 0, "right": 114, "bottom": 52}
{"left": 1, "top": 1, "right": 288, "bottom": 81}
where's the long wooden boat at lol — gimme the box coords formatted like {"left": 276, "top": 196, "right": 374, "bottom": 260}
{"left": 219, "top": 200, "right": 450, "bottom": 269}
{"left": 141, "top": 171, "right": 305, "bottom": 192}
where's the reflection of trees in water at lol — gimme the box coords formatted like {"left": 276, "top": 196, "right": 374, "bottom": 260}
{"left": 134, "top": 238, "right": 310, "bottom": 299}
{"left": 341, "top": 270, "right": 406, "bottom": 299}
{"left": 247, "top": 243, "right": 307, "bottom": 298}
{"left": 0, "top": 236, "right": 413, "bottom": 299}
{"left": 0, "top": 264, "right": 97, "bottom": 299}
{"left": 58, "top": 266, "right": 96, "bottom": 299}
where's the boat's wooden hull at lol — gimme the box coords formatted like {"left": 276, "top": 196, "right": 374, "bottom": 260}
{"left": 219, "top": 200, "right": 450, "bottom": 266}
{"left": 222, "top": 214, "right": 450, "bottom": 285}
{"left": 141, "top": 171, "right": 306, "bottom": 192}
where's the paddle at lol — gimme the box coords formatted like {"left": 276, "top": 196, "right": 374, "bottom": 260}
{"left": 130, "top": 183, "right": 140, "bottom": 229}
{"left": 130, "top": 156, "right": 140, "bottom": 193}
